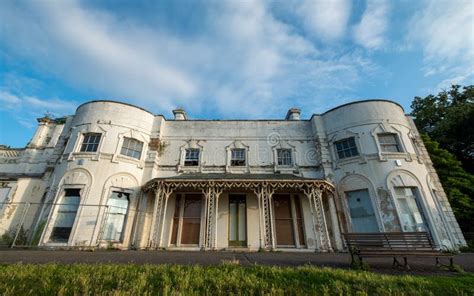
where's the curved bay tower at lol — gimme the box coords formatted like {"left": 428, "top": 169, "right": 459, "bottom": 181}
{"left": 0, "top": 100, "right": 466, "bottom": 251}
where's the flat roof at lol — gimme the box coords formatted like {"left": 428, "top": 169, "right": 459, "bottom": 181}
{"left": 76, "top": 100, "right": 157, "bottom": 116}
{"left": 75, "top": 99, "right": 405, "bottom": 121}
{"left": 321, "top": 99, "right": 404, "bottom": 115}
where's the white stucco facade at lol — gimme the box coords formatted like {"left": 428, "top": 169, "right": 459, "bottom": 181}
{"left": 0, "top": 99, "right": 466, "bottom": 251}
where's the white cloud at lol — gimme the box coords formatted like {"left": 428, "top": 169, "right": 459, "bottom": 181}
{"left": 0, "top": 91, "right": 21, "bottom": 108}
{"left": 0, "top": 90, "right": 76, "bottom": 128}
{"left": 408, "top": 0, "right": 474, "bottom": 85}
{"left": 295, "top": 0, "right": 352, "bottom": 41}
{"left": 353, "top": 0, "right": 389, "bottom": 49}
{"left": 0, "top": 0, "right": 375, "bottom": 121}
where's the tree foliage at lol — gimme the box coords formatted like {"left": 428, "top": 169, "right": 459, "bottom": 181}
{"left": 411, "top": 85, "right": 474, "bottom": 173}
{"left": 421, "top": 134, "right": 474, "bottom": 232}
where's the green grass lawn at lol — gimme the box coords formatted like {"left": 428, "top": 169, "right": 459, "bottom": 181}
{"left": 0, "top": 263, "right": 473, "bottom": 295}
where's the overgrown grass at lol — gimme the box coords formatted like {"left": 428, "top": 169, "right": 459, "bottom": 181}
{"left": 0, "top": 263, "right": 473, "bottom": 295}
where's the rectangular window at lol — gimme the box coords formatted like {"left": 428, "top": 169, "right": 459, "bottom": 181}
{"left": 231, "top": 149, "right": 246, "bottom": 166}
{"left": 273, "top": 194, "right": 306, "bottom": 247}
{"left": 50, "top": 189, "right": 81, "bottom": 242}
{"left": 0, "top": 187, "right": 10, "bottom": 209}
{"left": 277, "top": 149, "right": 292, "bottom": 166}
{"left": 80, "top": 133, "right": 101, "bottom": 152}
{"left": 394, "top": 187, "right": 427, "bottom": 232}
{"left": 229, "top": 194, "right": 247, "bottom": 246}
{"left": 180, "top": 194, "right": 202, "bottom": 245}
{"left": 378, "top": 133, "right": 402, "bottom": 152}
{"left": 103, "top": 191, "right": 129, "bottom": 242}
{"left": 184, "top": 148, "right": 200, "bottom": 166}
{"left": 346, "top": 189, "right": 379, "bottom": 233}
{"left": 334, "top": 137, "right": 359, "bottom": 159}
{"left": 120, "top": 137, "right": 143, "bottom": 159}
{"left": 170, "top": 195, "right": 181, "bottom": 245}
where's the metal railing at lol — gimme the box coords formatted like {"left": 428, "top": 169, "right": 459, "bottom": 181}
{"left": 0, "top": 201, "right": 147, "bottom": 249}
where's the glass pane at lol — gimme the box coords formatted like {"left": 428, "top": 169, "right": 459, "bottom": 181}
{"left": 0, "top": 187, "right": 10, "bottom": 205}
{"left": 238, "top": 203, "right": 246, "bottom": 241}
{"left": 395, "top": 187, "right": 427, "bottom": 232}
{"left": 275, "top": 220, "right": 295, "bottom": 246}
{"left": 398, "top": 198, "right": 416, "bottom": 231}
{"left": 181, "top": 195, "right": 201, "bottom": 244}
{"left": 273, "top": 195, "right": 292, "bottom": 218}
{"left": 229, "top": 203, "right": 237, "bottom": 241}
{"left": 183, "top": 195, "right": 202, "bottom": 218}
{"left": 346, "top": 189, "right": 379, "bottom": 233}
{"left": 181, "top": 218, "right": 200, "bottom": 244}
{"left": 50, "top": 191, "right": 80, "bottom": 242}
{"left": 103, "top": 192, "right": 129, "bottom": 241}
{"left": 103, "top": 213, "right": 126, "bottom": 241}
{"left": 294, "top": 196, "right": 305, "bottom": 246}
{"left": 171, "top": 195, "right": 181, "bottom": 245}
{"left": 273, "top": 195, "right": 295, "bottom": 246}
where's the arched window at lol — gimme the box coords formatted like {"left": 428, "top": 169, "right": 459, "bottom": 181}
{"left": 103, "top": 191, "right": 130, "bottom": 242}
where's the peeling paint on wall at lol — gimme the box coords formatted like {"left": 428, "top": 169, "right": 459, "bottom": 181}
{"left": 377, "top": 188, "right": 401, "bottom": 231}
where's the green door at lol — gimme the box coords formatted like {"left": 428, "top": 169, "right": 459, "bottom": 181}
{"left": 229, "top": 194, "right": 247, "bottom": 246}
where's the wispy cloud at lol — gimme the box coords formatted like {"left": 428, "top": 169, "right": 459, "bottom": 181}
{"left": 407, "top": 0, "right": 474, "bottom": 86}
{"left": 353, "top": 0, "right": 389, "bottom": 49}
{"left": 295, "top": 0, "right": 352, "bottom": 41}
{"left": 0, "top": 91, "right": 76, "bottom": 128}
{"left": 0, "top": 0, "right": 374, "bottom": 121}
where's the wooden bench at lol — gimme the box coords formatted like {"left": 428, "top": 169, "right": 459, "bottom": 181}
{"left": 343, "top": 232, "right": 454, "bottom": 270}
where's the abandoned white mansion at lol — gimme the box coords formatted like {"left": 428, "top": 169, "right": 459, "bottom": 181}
{"left": 0, "top": 100, "right": 466, "bottom": 251}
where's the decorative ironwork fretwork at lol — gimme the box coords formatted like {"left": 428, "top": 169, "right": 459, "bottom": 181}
{"left": 304, "top": 185, "right": 332, "bottom": 251}
{"left": 203, "top": 183, "right": 223, "bottom": 250}
{"left": 253, "top": 183, "right": 275, "bottom": 249}
{"left": 142, "top": 177, "right": 334, "bottom": 250}
{"left": 148, "top": 183, "right": 173, "bottom": 249}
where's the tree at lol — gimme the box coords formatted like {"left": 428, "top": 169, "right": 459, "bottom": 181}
{"left": 411, "top": 85, "right": 474, "bottom": 173}
{"left": 421, "top": 134, "right": 474, "bottom": 232}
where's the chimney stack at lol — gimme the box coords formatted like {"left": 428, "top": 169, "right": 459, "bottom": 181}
{"left": 285, "top": 108, "right": 301, "bottom": 120}
{"left": 172, "top": 108, "right": 187, "bottom": 120}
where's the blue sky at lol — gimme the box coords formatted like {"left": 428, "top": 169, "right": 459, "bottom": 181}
{"left": 1, "top": 0, "right": 473, "bottom": 147}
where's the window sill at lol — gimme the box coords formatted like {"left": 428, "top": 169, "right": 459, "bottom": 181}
{"left": 335, "top": 155, "right": 362, "bottom": 164}
{"left": 68, "top": 152, "right": 100, "bottom": 162}
{"left": 117, "top": 154, "right": 141, "bottom": 163}
{"left": 379, "top": 152, "right": 409, "bottom": 161}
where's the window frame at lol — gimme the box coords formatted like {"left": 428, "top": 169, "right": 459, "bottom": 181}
{"left": 79, "top": 133, "right": 102, "bottom": 153}
{"left": 0, "top": 187, "right": 11, "bottom": 209}
{"left": 272, "top": 194, "right": 306, "bottom": 248}
{"left": 120, "top": 137, "right": 144, "bottom": 160}
{"left": 277, "top": 148, "right": 293, "bottom": 166}
{"left": 102, "top": 191, "right": 130, "bottom": 242}
{"left": 49, "top": 188, "right": 81, "bottom": 243}
{"left": 377, "top": 133, "right": 403, "bottom": 153}
{"left": 170, "top": 194, "right": 203, "bottom": 246}
{"left": 393, "top": 187, "right": 429, "bottom": 233}
{"left": 184, "top": 148, "right": 201, "bottom": 166}
{"left": 334, "top": 137, "right": 359, "bottom": 160}
{"left": 230, "top": 148, "right": 246, "bottom": 166}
